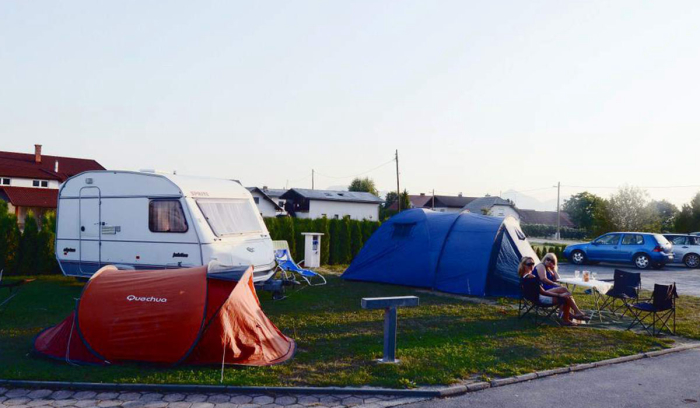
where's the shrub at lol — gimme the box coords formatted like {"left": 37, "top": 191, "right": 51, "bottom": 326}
{"left": 37, "top": 211, "right": 59, "bottom": 274}
{"left": 350, "top": 221, "right": 363, "bottom": 259}
{"left": 0, "top": 202, "right": 20, "bottom": 274}
{"left": 18, "top": 212, "right": 40, "bottom": 275}
{"left": 521, "top": 224, "right": 587, "bottom": 240}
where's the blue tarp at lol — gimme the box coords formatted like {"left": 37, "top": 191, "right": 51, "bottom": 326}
{"left": 342, "top": 209, "right": 533, "bottom": 297}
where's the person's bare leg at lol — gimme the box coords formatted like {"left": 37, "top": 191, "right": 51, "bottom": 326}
{"left": 568, "top": 297, "right": 584, "bottom": 316}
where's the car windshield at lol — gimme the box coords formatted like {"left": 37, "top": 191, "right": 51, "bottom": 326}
{"left": 654, "top": 234, "right": 671, "bottom": 246}
{"left": 196, "top": 199, "right": 262, "bottom": 236}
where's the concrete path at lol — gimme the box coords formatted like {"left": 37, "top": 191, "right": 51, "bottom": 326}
{"left": 402, "top": 348, "right": 700, "bottom": 408}
{"left": 0, "top": 388, "right": 427, "bottom": 408}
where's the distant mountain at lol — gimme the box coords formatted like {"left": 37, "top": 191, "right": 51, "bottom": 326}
{"left": 501, "top": 189, "right": 567, "bottom": 212}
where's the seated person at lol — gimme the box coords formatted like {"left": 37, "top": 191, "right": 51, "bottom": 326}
{"left": 533, "top": 253, "right": 570, "bottom": 297}
{"left": 519, "top": 256, "right": 589, "bottom": 325}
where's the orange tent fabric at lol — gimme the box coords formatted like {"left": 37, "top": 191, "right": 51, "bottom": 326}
{"left": 34, "top": 265, "right": 295, "bottom": 366}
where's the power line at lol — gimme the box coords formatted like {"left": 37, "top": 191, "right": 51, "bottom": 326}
{"left": 562, "top": 184, "right": 700, "bottom": 190}
{"left": 314, "top": 158, "right": 396, "bottom": 180}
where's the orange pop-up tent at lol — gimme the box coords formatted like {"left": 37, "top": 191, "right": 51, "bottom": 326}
{"left": 34, "top": 264, "right": 295, "bottom": 366}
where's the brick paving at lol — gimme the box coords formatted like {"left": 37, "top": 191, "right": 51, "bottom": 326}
{"left": 0, "top": 388, "right": 427, "bottom": 408}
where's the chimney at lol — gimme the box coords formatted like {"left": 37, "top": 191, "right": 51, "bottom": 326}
{"left": 458, "top": 192, "right": 463, "bottom": 197}
{"left": 263, "top": 186, "right": 268, "bottom": 192}
{"left": 420, "top": 193, "right": 425, "bottom": 196}
{"left": 54, "top": 160, "right": 59, "bottom": 172}
{"left": 34, "top": 144, "right": 42, "bottom": 163}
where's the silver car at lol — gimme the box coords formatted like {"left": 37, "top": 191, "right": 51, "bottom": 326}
{"left": 664, "top": 234, "right": 700, "bottom": 268}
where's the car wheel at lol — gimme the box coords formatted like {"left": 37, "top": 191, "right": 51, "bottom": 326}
{"left": 570, "top": 250, "right": 587, "bottom": 265}
{"left": 634, "top": 253, "right": 651, "bottom": 269}
{"left": 684, "top": 254, "right": 700, "bottom": 269}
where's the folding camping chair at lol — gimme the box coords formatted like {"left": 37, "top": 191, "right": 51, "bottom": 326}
{"left": 273, "top": 241, "right": 326, "bottom": 286}
{"left": 0, "top": 269, "right": 34, "bottom": 310}
{"left": 519, "top": 277, "right": 560, "bottom": 326}
{"left": 599, "top": 269, "right": 641, "bottom": 317}
{"left": 627, "top": 283, "right": 678, "bottom": 336}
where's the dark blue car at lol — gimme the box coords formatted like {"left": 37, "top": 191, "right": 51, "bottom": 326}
{"left": 563, "top": 232, "right": 674, "bottom": 269}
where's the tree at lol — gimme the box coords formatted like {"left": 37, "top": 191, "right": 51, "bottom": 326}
{"left": 399, "top": 189, "right": 410, "bottom": 212}
{"left": 384, "top": 191, "right": 398, "bottom": 210}
{"left": 648, "top": 200, "right": 679, "bottom": 232}
{"left": 675, "top": 192, "right": 700, "bottom": 233}
{"left": 348, "top": 177, "right": 379, "bottom": 197}
{"left": 607, "top": 186, "right": 655, "bottom": 231}
{"left": 562, "top": 192, "right": 608, "bottom": 233}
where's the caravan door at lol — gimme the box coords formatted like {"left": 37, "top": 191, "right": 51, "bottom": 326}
{"left": 79, "top": 186, "right": 101, "bottom": 274}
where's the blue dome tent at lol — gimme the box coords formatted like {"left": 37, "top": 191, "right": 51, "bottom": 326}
{"left": 342, "top": 209, "right": 539, "bottom": 297}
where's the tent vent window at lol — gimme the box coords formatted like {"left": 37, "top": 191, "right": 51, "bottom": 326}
{"left": 149, "top": 200, "right": 188, "bottom": 233}
{"left": 515, "top": 229, "right": 527, "bottom": 240}
{"left": 393, "top": 223, "right": 415, "bottom": 239}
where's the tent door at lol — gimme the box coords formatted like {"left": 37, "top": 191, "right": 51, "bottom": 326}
{"left": 79, "top": 186, "right": 102, "bottom": 275}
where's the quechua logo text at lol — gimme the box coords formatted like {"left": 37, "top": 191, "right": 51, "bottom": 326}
{"left": 126, "top": 295, "right": 168, "bottom": 303}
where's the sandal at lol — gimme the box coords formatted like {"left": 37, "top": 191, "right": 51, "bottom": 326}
{"left": 561, "top": 320, "right": 578, "bottom": 327}
{"left": 573, "top": 314, "right": 591, "bottom": 321}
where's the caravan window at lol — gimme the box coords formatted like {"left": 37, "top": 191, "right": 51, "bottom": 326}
{"left": 197, "top": 199, "right": 262, "bottom": 236}
{"left": 149, "top": 200, "right": 188, "bottom": 233}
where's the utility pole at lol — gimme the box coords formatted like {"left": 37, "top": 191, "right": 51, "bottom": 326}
{"left": 556, "top": 181, "right": 561, "bottom": 240}
{"left": 312, "top": 169, "right": 315, "bottom": 190}
{"left": 395, "top": 150, "right": 401, "bottom": 212}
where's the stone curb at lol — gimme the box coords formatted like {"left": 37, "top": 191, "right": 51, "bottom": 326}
{"left": 0, "top": 380, "right": 441, "bottom": 398}
{"left": 3, "top": 344, "right": 699, "bottom": 400}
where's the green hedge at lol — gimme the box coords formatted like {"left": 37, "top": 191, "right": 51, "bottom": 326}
{"left": 0, "top": 202, "right": 59, "bottom": 276}
{"left": 264, "top": 216, "right": 380, "bottom": 265}
{"left": 521, "top": 224, "right": 587, "bottom": 240}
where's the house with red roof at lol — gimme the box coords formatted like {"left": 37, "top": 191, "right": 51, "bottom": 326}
{"left": 0, "top": 145, "right": 105, "bottom": 228}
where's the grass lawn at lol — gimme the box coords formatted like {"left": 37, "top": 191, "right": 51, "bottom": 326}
{"left": 0, "top": 268, "right": 691, "bottom": 388}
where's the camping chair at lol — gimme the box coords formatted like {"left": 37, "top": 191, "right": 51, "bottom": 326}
{"left": 599, "top": 269, "right": 641, "bottom": 317}
{"left": 273, "top": 241, "right": 326, "bottom": 286}
{"left": 518, "top": 277, "right": 560, "bottom": 326}
{"left": 0, "top": 270, "right": 34, "bottom": 309}
{"left": 627, "top": 283, "right": 678, "bottom": 336}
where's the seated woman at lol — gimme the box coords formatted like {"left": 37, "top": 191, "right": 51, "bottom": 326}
{"left": 519, "top": 256, "right": 588, "bottom": 325}
{"left": 533, "top": 253, "right": 570, "bottom": 297}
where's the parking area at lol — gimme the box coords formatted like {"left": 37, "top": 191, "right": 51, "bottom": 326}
{"left": 559, "top": 263, "right": 700, "bottom": 297}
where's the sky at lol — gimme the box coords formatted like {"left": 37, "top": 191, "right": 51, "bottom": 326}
{"left": 2, "top": 1, "right": 699, "bottom": 210}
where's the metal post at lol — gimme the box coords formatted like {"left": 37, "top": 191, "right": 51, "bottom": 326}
{"left": 556, "top": 181, "right": 561, "bottom": 240}
{"left": 383, "top": 307, "right": 398, "bottom": 362}
{"left": 395, "top": 150, "right": 401, "bottom": 212}
{"left": 312, "top": 169, "right": 315, "bottom": 190}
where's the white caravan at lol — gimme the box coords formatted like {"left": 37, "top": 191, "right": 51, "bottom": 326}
{"left": 56, "top": 171, "right": 276, "bottom": 282}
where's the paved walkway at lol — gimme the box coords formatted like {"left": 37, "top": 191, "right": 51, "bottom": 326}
{"left": 559, "top": 263, "right": 700, "bottom": 296}
{"left": 0, "top": 389, "right": 427, "bottom": 408}
{"left": 403, "top": 349, "right": 700, "bottom": 408}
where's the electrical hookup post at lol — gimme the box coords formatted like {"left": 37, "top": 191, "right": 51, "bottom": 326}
{"left": 361, "top": 296, "right": 419, "bottom": 363}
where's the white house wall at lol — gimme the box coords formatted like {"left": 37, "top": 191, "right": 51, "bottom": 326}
{"left": 250, "top": 192, "right": 280, "bottom": 217}
{"left": 0, "top": 177, "right": 60, "bottom": 189}
{"left": 298, "top": 200, "right": 379, "bottom": 221}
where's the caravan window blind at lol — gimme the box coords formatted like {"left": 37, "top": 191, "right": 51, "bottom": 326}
{"left": 197, "top": 199, "right": 262, "bottom": 236}
{"left": 149, "top": 200, "right": 188, "bottom": 233}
